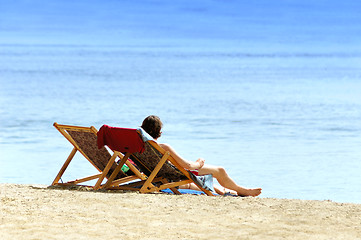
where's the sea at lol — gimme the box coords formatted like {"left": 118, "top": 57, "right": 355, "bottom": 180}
{"left": 0, "top": 0, "right": 360, "bottom": 204}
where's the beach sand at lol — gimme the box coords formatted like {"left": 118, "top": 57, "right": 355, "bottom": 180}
{"left": 0, "top": 184, "right": 360, "bottom": 240}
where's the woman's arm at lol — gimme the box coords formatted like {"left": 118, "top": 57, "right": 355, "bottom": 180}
{"left": 159, "top": 143, "right": 204, "bottom": 170}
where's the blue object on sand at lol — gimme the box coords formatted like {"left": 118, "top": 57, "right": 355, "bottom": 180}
{"left": 161, "top": 188, "right": 208, "bottom": 195}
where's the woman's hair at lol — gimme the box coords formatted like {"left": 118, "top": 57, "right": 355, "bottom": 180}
{"left": 141, "top": 115, "right": 163, "bottom": 139}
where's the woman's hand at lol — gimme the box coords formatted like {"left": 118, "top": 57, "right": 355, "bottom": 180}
{"left": 196, "top": 158, "right": 205, "bottom": 169}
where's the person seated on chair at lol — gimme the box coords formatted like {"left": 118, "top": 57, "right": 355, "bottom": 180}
{"left": 140, "top": 115, "right": 262, "bottom": 197}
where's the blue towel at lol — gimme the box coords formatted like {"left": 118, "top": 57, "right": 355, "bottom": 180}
{"left": 161, "top": 188, "right": 208, "bottom": 195}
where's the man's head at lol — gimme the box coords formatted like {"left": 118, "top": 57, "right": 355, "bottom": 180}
{"left": 141, "top": 115, "right": 163, "bottom": 139}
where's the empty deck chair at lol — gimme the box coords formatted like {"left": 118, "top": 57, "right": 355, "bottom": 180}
{"left": 97, "top": 125, "right": 214, "bottom": 196}
{"left": 52, "top": 123, "right": 145, "bottom": 190}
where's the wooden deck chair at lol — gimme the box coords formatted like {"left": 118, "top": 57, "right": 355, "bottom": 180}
{"left": 100, "top": 126, "right": 215, "bottom": 196}
{"left": 52, "top": 123, "right": 145, "bottom": 190}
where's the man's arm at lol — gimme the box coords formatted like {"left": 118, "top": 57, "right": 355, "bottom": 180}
{"left": 158, "top": 143, "right": 205, "bottom": 170}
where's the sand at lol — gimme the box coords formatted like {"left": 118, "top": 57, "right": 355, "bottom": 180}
{"left": 0, "top": 184, "right": 360, "bottom": 240}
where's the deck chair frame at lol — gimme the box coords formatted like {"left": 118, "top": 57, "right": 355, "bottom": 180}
{"left": 52, "top": 123, "right": 145, "bottom": 190}
{"left": 106, "top": 130, "right": 214, "bottom": 196}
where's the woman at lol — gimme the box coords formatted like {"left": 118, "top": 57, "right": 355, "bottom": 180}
{"left": 141, "top": 115, "right": 262, "bottom": 197}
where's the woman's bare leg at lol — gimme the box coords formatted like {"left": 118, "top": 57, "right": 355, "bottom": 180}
{"left": 198, "top": 164, "right": 262, "bottom": 197}
{"left": 179, "top": 183, "right": 198, "bottom": 190}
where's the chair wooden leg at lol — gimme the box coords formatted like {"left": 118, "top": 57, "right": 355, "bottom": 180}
{"left": 52, "top": 147, "right": 77, "bottom": 185}
{"left": 94, "top": 153, "right": 117, "bottom": 190}
{"left": 160, "top": 178, "right": 182, "bottom": 195}
{"left": 126, "top": 161, "right": 147, "bottom": 181}
{"left": 68, "top": 174, "right": 102, "bottom": 184}
{"left": 140, "top": 151, "right": 170, "bottom": 193}
{"left": 103, "top": 152, "right": 131, "bottom": 189}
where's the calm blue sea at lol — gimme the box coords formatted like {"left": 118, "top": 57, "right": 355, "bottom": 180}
{"left": 0, "top": 0, "right": 360, "bottom": 203}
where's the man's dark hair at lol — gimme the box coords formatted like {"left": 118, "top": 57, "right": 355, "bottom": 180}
{"left": 141, "top": 115, "right": 163, "bottom": 139}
